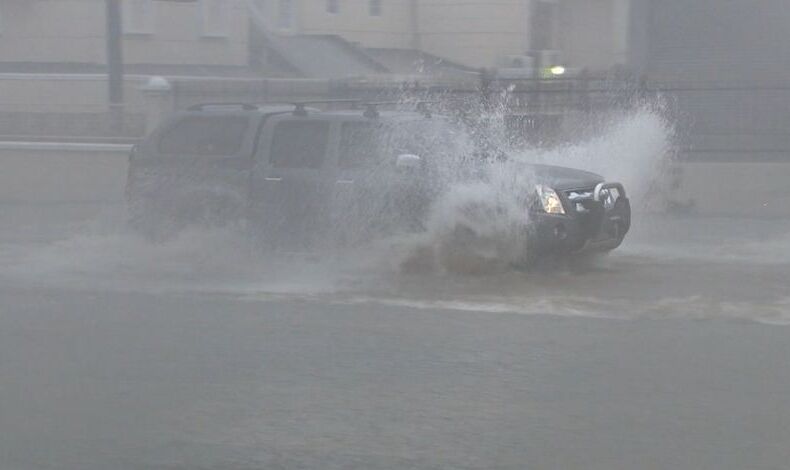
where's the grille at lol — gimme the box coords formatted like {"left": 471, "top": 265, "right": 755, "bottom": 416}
{"left": 565, "top": 188, "right": 596, "bottom": 214}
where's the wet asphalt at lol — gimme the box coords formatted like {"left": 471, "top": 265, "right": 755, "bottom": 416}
{"left": 1, "top": 203, "right": 790, "bottom": 470}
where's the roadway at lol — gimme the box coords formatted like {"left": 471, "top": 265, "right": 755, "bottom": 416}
{"left": 1, "top": 203, "right": 789, "bottom": 470}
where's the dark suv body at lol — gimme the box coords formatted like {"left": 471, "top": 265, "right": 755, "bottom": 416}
{"left": 126, "top": 103, "right": 630, "bottom": 260}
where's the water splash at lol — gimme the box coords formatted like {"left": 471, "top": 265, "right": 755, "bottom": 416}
{"left": 396, "top": 104, "right": 675, "bottom": 273}
{"left": 531, "top": 105, "right": 676, "bottom": 209}
{"left": 423, "top": 164, "right": 534, "bottom": 273}
{"left": 2, "top": 97, "right": 690, "bottom": 312}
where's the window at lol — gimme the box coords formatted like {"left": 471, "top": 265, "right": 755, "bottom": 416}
{"left": 369, "top": 0, "right": 382, "bottom": 17}
{"left": 158, "top": 116, "right": 249, "bottom": 156}
{"left": 123, "top": 0, "right": 154, "bottom": 34}
{"left": 270, "top": 121, "right": 329, "bottom": 169}
{"left": 200, "top": 0, "right": 230, "bottom": 37}
{"left": 326, "top": 0, "right": 340, "bottom": 14}
{"left": 278, "top": 0, "right": 293, "bottom": 29}
{"left": 339, "top": 123, "right": 387, "bottom": 169}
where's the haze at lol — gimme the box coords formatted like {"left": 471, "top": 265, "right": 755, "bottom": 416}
{"left": 1, "top": 1, "right": 789, "bottom": 469}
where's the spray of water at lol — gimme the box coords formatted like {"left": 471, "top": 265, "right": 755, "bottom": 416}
{"left": 3, "top": 91, "right": 685, "bottom": 307}
{"left": 10, "top": 97, "right": 790, "bottom": 324}
{"left": 388, "top": 102, "right": 676, "bottom": 273}
{"left": 241, "top": 0, "right": 678, "bottom": 272}
{"left": 421, "top": 164, "right": 534, "bottom": 273}
{"left": 531, "top": 105, "right": 676, "bottom": 209}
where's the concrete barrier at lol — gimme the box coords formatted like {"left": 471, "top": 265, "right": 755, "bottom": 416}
{"left": 0, "top": 142, "right": 131, "bottom": 204}
{"left": 673, "top": 162, "right": 790, "bottom": 218}
{"left": 2, "top": 142, "right": 790, "bottom": 217}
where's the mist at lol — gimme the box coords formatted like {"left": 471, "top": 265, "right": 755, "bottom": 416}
{"left": 1, "top": 1, "right": 790, "bottom": 469}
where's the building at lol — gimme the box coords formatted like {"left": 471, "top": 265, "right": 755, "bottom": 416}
{"left": 629, "top": 0, "right": 790, "bottom": 83}
{"left": 252, "top": 0, "right": 633, "bottom": 75}
{"left": 0, "top": 0, "right": 635, "bottom": 140}
{"left": 0, "top": 0, "right": 634, "bottom": 79}
{"left": 629, "top": 0, "right": 790, "bottom": 163}
{"left": 0, "top": 0, "right": 252, "bottom": 75}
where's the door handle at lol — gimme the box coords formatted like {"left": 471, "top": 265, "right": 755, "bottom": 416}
{"left": 336, "top": 179, "right": 354, "bottom": 185}
{"left": 264, "top": 177, "right": 283, "bottom": 182}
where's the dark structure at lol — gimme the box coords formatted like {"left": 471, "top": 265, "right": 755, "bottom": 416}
{"left": 630, "top": 0, "right": 790, "bottom": 162}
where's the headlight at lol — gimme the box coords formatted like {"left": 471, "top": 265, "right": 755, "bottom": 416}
{"left": 598, "top": 188, "right": 619, "bottom": 210}
{"left": 536, "top": 185, "right": 565, "bottom": 215}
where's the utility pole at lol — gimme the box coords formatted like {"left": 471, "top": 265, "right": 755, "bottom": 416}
{"left": 105, "top": 0, "right": 124, "bottom": 130}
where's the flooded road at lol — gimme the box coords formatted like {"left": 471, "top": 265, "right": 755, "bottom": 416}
{"left": 1, "top": 202, "right": 790, "bottom": 469}
{"left": 3, "top": 203, "right": 789, "bottom": 324}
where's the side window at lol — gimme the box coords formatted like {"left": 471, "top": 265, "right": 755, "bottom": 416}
{"left": 269, "top": 121, "right": 329, "bottom": 169}
{"left": 338, "top": 122, "right": 387, "bottom": 169}
{"left": 158, "top": 116, "right": 249, "bottom": 156}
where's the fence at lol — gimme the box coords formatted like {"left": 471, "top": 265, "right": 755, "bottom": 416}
{"left": 2, "top": 74, "right": 790, "bottom": 163}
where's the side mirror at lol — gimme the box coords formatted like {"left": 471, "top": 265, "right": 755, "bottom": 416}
{"left": 395, "top": 154, "right": 422, "bottom": 170}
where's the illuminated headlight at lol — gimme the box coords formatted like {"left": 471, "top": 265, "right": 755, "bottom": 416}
{"left": 536, "top": 185, "right": 565, "bottom": 215}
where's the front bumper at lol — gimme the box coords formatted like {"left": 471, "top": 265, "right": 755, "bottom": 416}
{"left": 528, "top": 182, "right": 631, "bottom": 256}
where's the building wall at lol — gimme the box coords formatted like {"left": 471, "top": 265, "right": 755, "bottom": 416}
{"left": 0, "top": 0, "right": 631, "bottom": 72}
{"left": 417, "top": 0, "right": 531, "bottom": 68}
{"left": 0, "top": 0, "right": 249, "bottom": 67}
{"left": 631, "top": 0, "right": 790, "bottom": 163}
{"left": 416, "top": 0, "right": 631, "bottom": 71}
{"left": 124, "top": 0, "right": 249, "bottom": 66}
{"left": 0, "top": 0, "right": 105, "bottom": 64}
{"left": 636, "top": 0, "right": 790, "bottom": 81}
{"left": 295, "top": 0, "right": 414, "bottom": 49}
{"left": 559, "top": 0, "right": 630, "bottom": 71}
{"left": 264, "top": 0, "right": 628, "bottom": 71}
{"left": 266, "top": 0, "right": 532, "bottom": 68}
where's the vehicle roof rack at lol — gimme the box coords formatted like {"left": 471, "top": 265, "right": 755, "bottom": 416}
{"left": 415, "top": 101, "right": 437, "bottom": 118}
{"left": 288, "top": 99, "right": 362, "bottom": 116}
{"left": 363, "top": 104, "right": 380, "bottom": 119}
{"left": 187, "top": 102, "right": 259, "bottom": 111}
{"left": 360, "top": 101, "right": 400, "bottom": 119}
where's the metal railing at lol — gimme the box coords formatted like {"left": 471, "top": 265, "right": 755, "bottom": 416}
{"left": 1, "top": 74, "right": 790, "bottom": 162}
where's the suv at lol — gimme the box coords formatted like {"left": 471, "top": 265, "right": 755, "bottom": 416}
{"left": 126, "top": 102, "right": 631, "bottom": 261}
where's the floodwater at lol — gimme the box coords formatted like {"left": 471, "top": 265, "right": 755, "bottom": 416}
{"left": 3, "top": 203, "right": 790, "bottom": 325}
{"left": 2, "top": 108, "right": 788, "bottom": 325}
{"left": 2, "top": 205, "right": 790, "bottom": 470}
{"left": 2, "top": 109, "right": 790, "bottom": 469}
